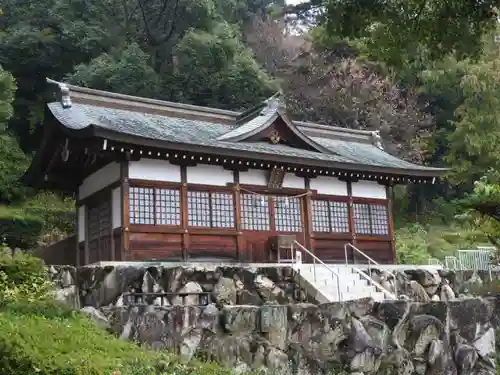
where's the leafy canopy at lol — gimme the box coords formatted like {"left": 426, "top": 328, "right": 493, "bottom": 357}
{"left": 309, "top": 0, "right": 499, "bottom": 68}
{"left": 0, "top": 65, "right": 15, "bottom": 128}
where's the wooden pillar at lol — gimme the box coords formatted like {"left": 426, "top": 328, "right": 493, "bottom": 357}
{"left": 75, "top": 203, "right": 81, "bottom": 267}
{"left": 346, "top": 180, "right": 356, "bottom": 262}
{"left": 120, "top": 161, "right": 130, "bottom": 260}
{"left": 303, "top": 177, "right": 313, "bottom": 253}
{"left": 233, "top": 170, "right": 244, "bottom": 261}
{"left": 83, "top": 206, "right": 89, "bottom": 265}
{"left": 386, "top": 184, "right": 396, "bottom": 264}
{"left": 180, "top": 166, "right": 189, "bottom": 261}
{"left": 109, "top": 189, "right": 115, "bottom": 261}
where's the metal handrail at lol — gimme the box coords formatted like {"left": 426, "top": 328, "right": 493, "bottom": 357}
{"left": 291, "top": 241, "right": 342, "bottom": 301}
{"left": 350, "top": 266, "right": 396, "bottom": 300}
{"left": 344, "top": 243, "right": 397, "bottom": 298}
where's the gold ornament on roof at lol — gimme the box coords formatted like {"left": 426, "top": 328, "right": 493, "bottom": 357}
{"left": 269, "top": 130, "right": 281, "bottom": 144}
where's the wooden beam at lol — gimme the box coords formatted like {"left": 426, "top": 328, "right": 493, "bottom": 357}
{"left": 120, "top": 161, "right": 130, "bottom": 260}
{"left": 386, "top": 185, "right": 396, "bottom": 263}
{"left": 180, "top": 165, "right": 189, "bottom": 261}
{"left": 83, "top": 205, "right": 89, "bottom": 265}
{"left": 346, "top": 180, "right": 356, "bottom": 263}
{"left": 109, "top": 188, "right": 115, "bottom": 261}
{"left": 303, "top": 178, "right": 313, "bottom": 254}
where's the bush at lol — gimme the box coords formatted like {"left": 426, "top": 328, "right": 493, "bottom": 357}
{"left": 0, "top": 300, "right": 236, "bottom": 375}
{"left": 0, "top": 206, "right": 44, "bottom": 250}
{"left": 24, "top": 192, "right": 76, "bottom": 236}
{"left": 0, "top": 250, "right": 52, "bottom": 304}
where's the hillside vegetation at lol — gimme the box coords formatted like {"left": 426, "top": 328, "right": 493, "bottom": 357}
{"left": 0, "top": 250, "right": 234, "bottom": 375}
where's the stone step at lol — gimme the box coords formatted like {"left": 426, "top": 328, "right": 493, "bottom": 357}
{"left": 310, "top": 275, "right": 368, "bottom": 284}
{"left": 317, "top": 283, "right": 377, "bottom": 295}
{"left": 297, "top": 264, "right": 392, "bottom": 302}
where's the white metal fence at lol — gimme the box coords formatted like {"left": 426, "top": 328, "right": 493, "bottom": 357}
{"left": 429, "top": 246, "right": 496, "bottom": 273}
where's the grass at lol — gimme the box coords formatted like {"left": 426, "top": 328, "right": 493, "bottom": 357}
{"left": 0, "top": 300, "right": 232, "bottom": 375}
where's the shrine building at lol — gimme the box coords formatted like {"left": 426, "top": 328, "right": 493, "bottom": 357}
{"left": 23, "top": 79, "right": 446, "bottom": 266}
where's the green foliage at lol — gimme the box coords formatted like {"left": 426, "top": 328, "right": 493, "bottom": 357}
{"left": 0, "top": 250, "right": 52, "bottom": 304}
{"left": 462, "top": 173, "right": 500, "bottom": 209}
{"left": 0, "top": 206, "right": 44, "bottom": 250}
{"left": 0, "top": 65, "right": 16, "bottom": 127}
{"left": 0, "top": 298, "right": 237, "bottom": 375}
{"left": 0, "top": 133, "right": 31, "bottom": 203}
{"left": 68, "top": 43, "right": 162, "bottom": 99}
{"left": 0, "top": 0, "right": 273, "bottom": 152}
{"left": 23, "top": 192, "right": 75, "bottom": 237}
{"left": 174, "top": 23, "right": 276, "bottom": 109}
{"left": 310, "top": 0, "right": 498, "bottom": 68}
{"left": 395, "top": 222, "right": 488, "bottom": 264}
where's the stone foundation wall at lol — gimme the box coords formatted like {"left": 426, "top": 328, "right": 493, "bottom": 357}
{"left": 49, "top": 264, "right": 500, "bottom": 311}
{"left": 48, "top": 264, "right": 498, "bottom": 374}
{"left": 49, "top": 265, "right": 315, "bottom": 310}
{"left": 97, "top": 297, "right": 497, "bottom": 375}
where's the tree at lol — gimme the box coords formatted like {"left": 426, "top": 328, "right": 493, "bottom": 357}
{"left": 296, "top": 0, "right": 499, "bottom": 69}
{"left": 68, "top": 44, "right": 162, "bottom": 99}
{"left": 246, "top": 15, "right": 432, "bottom": 160}
{"left": 0, "top": 65, "right": 15, "bottom": 128}
{"left": 0, "top": 0, "right": 273, "bottom": 153}
{"left": 174, "top": 23, "right": 275, "bottom": 109}
{"left": 0, "top": 66, "right": 29, "bottom": 204}
{"left": 443, "top": 46, "right": 500, "bottom": 185}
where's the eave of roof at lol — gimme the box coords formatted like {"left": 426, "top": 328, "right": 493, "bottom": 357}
{"left": 35, "top": 79, "right": 448, "bottom": 181}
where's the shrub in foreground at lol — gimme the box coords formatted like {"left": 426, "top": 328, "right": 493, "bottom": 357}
{"left": 0, "top": 249, "right": 53, "bottom": 304}
{"left": 0, "top": 300, "right": 234, "bottom": 375}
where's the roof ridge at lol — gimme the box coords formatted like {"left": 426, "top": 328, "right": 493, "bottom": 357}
{"left": 46, "top": 78, "right": 241, "bottom": 118}
{"left": 295, "top": 120, "right": 375, "bottom": 136}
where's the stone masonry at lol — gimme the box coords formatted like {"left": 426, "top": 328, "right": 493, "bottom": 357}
{"left": 48, "top": 264, "right": 498, "bottom": 375}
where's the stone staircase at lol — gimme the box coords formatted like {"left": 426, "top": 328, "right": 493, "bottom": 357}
{"left": 290, "top": 241, "right": 396, "bottom": 303}
{"left": 296, "top": 263, "right": 389, "bottom": 302}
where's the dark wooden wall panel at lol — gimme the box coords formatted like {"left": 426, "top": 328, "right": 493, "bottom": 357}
{"left": 188, "top": 234, "right": 237, "bottom": 260}
{"left": 353, "top": 240, "right": 393, "bottom": 264}
{"left": 130, "top": 232, "right": 184, "bottom": 260}
{"left": 241, "top": 231, "right": 270, "bottom": 262}
{"left": 113, "top": 232, "right": 122, "bottom": 261}
{"left": 312, "top": 239, "right": 347, "bottom": 263}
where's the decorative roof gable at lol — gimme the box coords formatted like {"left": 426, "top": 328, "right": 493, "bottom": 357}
{"left": 217, "top": 93, "right": 333, "bottom": 154}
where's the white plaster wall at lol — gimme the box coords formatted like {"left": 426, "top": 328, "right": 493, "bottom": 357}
{"left": 78, "top": 162, "right": 120, "bottom": 200}
{"left": 111, "top": 187, "right": 121, "bottom": 229}
{"left": 282, "top": 174, "right": 305, "bottom": 189}
{"left": 186, "top": 165, "right": 233, "bottom": 186}
{"left": 351, "top": 180, "right": 387, "bottom": 199}
{"left": 129, "top": 159, "right": 181, "bottom": 182}
{"left": 239, "top": 169, "right": 267, "bottom": 185}
{"left": 78, "top": 206, "right": 85, "bottom": 242}
{"left": 310, "top": 176, "right": 348, "bottom": 195}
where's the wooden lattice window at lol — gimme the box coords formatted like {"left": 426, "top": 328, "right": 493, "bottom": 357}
{"left": 274, "top": 197, "right": 302, "bottom": 232}
{"left": 130, "top": 187, "right": 181, "bottom": 225}
{"left": 187, "top": 191, "right": 235, "bottom": 228}
{"left": 87, "top": 200, "right": 111, "bottom": 240}
{"left": 311, "top": 200, "right": 349, "bottom": 233}
{"left": 211, "top": 192, "right": 235, "bottom": 228}
{"left": 369, "top": 204, "right": 389, "bottom": 235}
{"left": 156, "top": 188, "right": 181, "bottom": 225}
{"left": 353, "top": 203, "right": 389, "bottom": 235}
{"left": 187, "top": 191, "right": 211, "bottom": 227}
{"left": 130, "top": 187, "right": 154, "bottom": 224}
{"left": 240, "top": 193, "right": 270, "bottom": 230}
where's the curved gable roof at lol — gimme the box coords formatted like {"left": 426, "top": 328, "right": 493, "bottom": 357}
{"left": 217, "top": 94, "right": 333, "bottom": 154}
